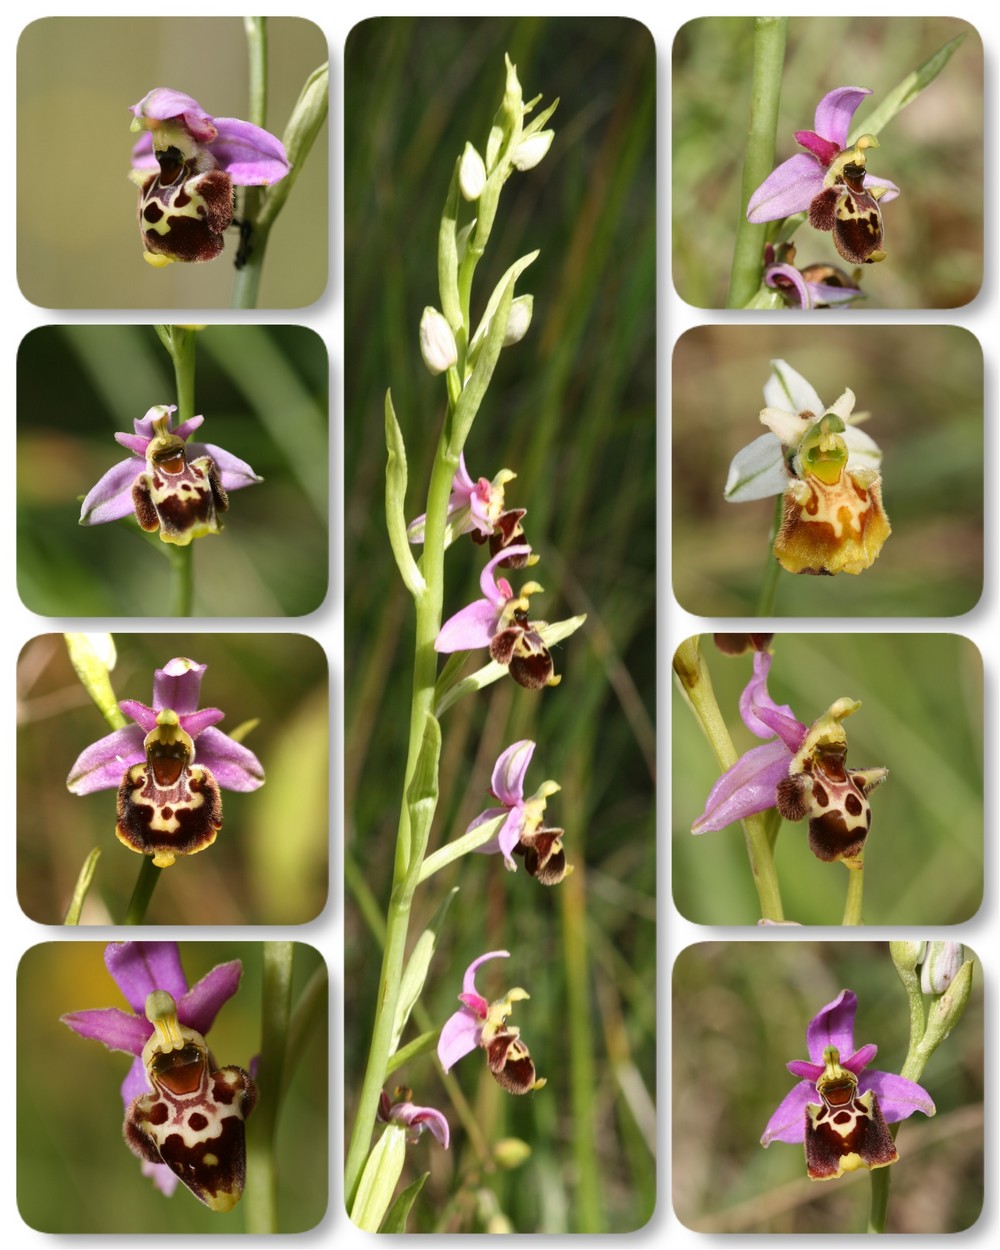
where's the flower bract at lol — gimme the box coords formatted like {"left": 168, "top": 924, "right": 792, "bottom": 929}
{"left": 67, "top": 656, "right": 264, "bottom": 868}
{"left": 79, "top": 404, "right": 262, "bottom": 546}
{"left": 437, "top": 950, "right": 545, "bottom": 1094}
{"left": 724, "top": 360, "right": 891, "bottom": 576}
{"left": 466, "top": 739, "right": 570, "bottom": 883}
{"left": 746, "top": 87, "right": 899, "bottom": 265}
{"left": 761, "top": 989, "right": 934, "bottom": 1180}
{"left": 129, "top": 88, "right": 290, "bottom": 266}
{"left": 692, "top": 651, "right": 887, "bottom": 868}
{"left": 61, "top": 942, "right": 255, "bottom": 1208}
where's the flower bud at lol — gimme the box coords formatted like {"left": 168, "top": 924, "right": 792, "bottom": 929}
{"left": 493, "top": 1137, "right": 531, "bottom": 1169}
{"left": 920, "top": 942, "right": 964, "bottom": 995}
{"left": 890, "top": 941, "right": 926, "bottom": 975}
{"left": 504, "top": 295, "right": 533, "bottom": 345}
{"left": 460, "top": 142, "right": 487, "bottom": 200}
{"left": 511, "top": 129, "right": 554, "bottom": 171}
{"left": 419, "top": 307, "right": 458, "bottom": 375}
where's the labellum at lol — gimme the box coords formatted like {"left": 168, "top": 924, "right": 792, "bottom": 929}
{"left": 804, "top": 1047, "right": 898, "bottom": 1180}
{"left": 124, "top": 990, "right": 257, "bottom": 1211}
{"left": 807, "top": 136, "right": 889, "bottom": 266}
{"left": 490, "top": 607, "right": 560, "bottom": 690}
{"left": 132, "top": 423, "right": 229, "bottom": 546}
{"left": 775, "top": 698, "right": 887, "bottom": 868}
{"left": 133, "top": 147, "right": 235, "bottom": 266}
{"left": 116, "top": 711, "right": 223, "bottom": 868}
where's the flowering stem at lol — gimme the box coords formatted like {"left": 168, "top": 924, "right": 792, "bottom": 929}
{"left": 245, "top": 941, "right": 294, "bottom": 1234}
{"left": 244, "top": 17, "right": 268, "bottom": 129}
{"left": 673, "top": 638, "right": 784, "bottom": 920}
{"left": 122, "top": 857, "right": 160, "bottom": 925}
{"left": 345, "top": 429, "right": 457, "bottom": 1206}
{"left": 842, "top": 859, "right": 865, "bottom": 925}
{"left": 755, "top": 495, "right": 784, "bottom": 615}
{"left": 727, "top": 17, "right": 788, "bottom": 308}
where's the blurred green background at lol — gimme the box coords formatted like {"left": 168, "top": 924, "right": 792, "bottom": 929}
{"left": 17, "top": 17, "right": 327, "bottom": 309}
{"left": 17, "top": 633, "right": 328, "bottom": 925}
{"left": 345, "top": 17, "right": 655, "bottom": 1233}
{"left": 17, "top": 324, "right": 328, "bottom": 616}
{"left": 673, "top": 943, "right": 983, "bottom": 1233}
{"left": 18, "top": 942, "right": 327, "bottom": 1233}
{"left": 672, "top": 325, "right": 983, "bottom": 617}
{"left": 673, "top": 634, "right": 983, "bottom": 925}
{"left": 673, "top": 17, "right": 983, "bottom": 308}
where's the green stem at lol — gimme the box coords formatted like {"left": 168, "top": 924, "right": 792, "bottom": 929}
{"left": 244, "top": 17, "right": 268, "bottom": 128}
{"left": 727, "top": 17, "right": 788, "bottom": 308}
{"left": 122, "top": 857, "right": 161, "bottom": 925}
{"left": 841, "top": 860, "right": 865, "bottom": 925}
{"left": 674, "top": 639, "right": 784, "bottom": 920}
{"left": 344, "top": 428, "right": 458, "bottom": 1206}
{"left": 868, "top": 1167, "right": 890, "bottom": 1233}
{"left": 755, "top": 494, "right": 784, "bottom": 615}
{"left": 245, "top": 941, "right": 294, "bottom": 1234}
{"left": 169, "top": 544, "right": 194, "bottom": 616}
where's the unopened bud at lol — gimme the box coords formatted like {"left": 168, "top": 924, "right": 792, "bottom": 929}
{"left": 419, "top": 307, "right": 458, "bottom": 375}
{"left": 890, "top": 941, "right": 926, "bottom": 975}
{"left": 493, "top": 1137, "right": 531, "bottom": 1169}
{"left": 459, "top": 143, "right": 487, "bottom": 200}
{"left": 511, "top": 129, "right": 554, "bottom": 171}
{"left": 504, "top": 295, "right": 533, "bottom": 345}
{"left": 920, "top": 942, "right": 964, "bottom": 995}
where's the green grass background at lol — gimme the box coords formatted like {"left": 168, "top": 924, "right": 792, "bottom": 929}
{"left": 17, "top": 942, "right": 327, "bottom": 1234}
{"left": 673, "top": 634, "right": 983, "bottom": 926}
{"left": 345, "top": 17, "right": 655, "bottom": 1233}
{"left": 672, "top": 16, "right": 983, "bottom": 309}
{"left": 672, "top": 324, "right": 983, "bottom": 617}
{"left": 17, "top": 633, "right": 328, "bottom": 926}
{"left": 673, "top": 943, "right": 983, "bottom": 1234}
{"left": 17, "top": 324, "right": 328, "bottom": 617}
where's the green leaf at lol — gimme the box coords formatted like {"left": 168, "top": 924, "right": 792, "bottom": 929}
{"left": 385, "top": 390, "right": 425, "bottom": 596}
{"left": 468, "top": 251, "right": 539, "bottom": 359}
{"left": 379, "top": 1171, "right": 428, "bottom": 1233}
{"left": 405, "top": 713, "right": 441, "bottom": 871}
{"left": 849, "top": 33, "right": 968, "bottom": 142}
{"left": 350, "top": 1125, "right": 406, "bottom": 1231}
{"left": 448, "top": 272, "right": 517, "bottom": 456}
{"left": 390, "top": 887, "right": 458, "bottom": 1052}
{"left": 63, "top": 847, "right": 101, "bottom": 925}
{"left": 438, "top": 166, "right": 462, "bottom": 330}
{"left": 64, "top": 633, "right": 126, "bottom": 730}
{"left": 385, "top": 1029, "right": 439, "bottom": 1079}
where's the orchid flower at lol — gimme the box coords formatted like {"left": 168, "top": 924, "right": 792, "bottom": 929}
{"left": 724, "top": 359, "right": 891, "bottom": 576}
{"left": 79, "top": 404, "right": 262, "bottom": 547}
{"left": 377, "top": 1089, "right": 449, "bottom": 1148}
{"left": 435, "top": 548, "right": 559, "bottom": 689}
{"left": 761, "top": 989, "right": 934, "bottom": 1180}
{"left": 407, "top": 454, "right": 516, "bottom": 549}
{"left": 692, "top": 651, "right": 887, "bottom": 868}
{"left": 61, "top": 942, "right": 255, "bottom": 1209}
{"left": 437, "top": 951, "right": 545, "bottom": 1094}
{"left": 747, "top": 87, "right": 899, "bottom": 265}
{"left": 67, "top": 656, "right": 264, "bottom": 868}
{"left": 763, "top": 243, "right": 863, "bottom": 309}
{"left": 129, "top": 88, "right": 290, "bottom": 266}
{"left": 466, "top": 740, "right": 570, "bottom": 883}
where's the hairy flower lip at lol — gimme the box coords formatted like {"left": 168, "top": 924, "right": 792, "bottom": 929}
{"left": 79, "top": 404, "right": 261, "bottom": 529}
{"left": 61, "top": 942, "right": 244, "bottom": 1196}
{"left": 746, "top": 87, "right": 899, "bottom": 225}
{"left": 761, "top": 989, "right": 935, "bottom": 1147}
